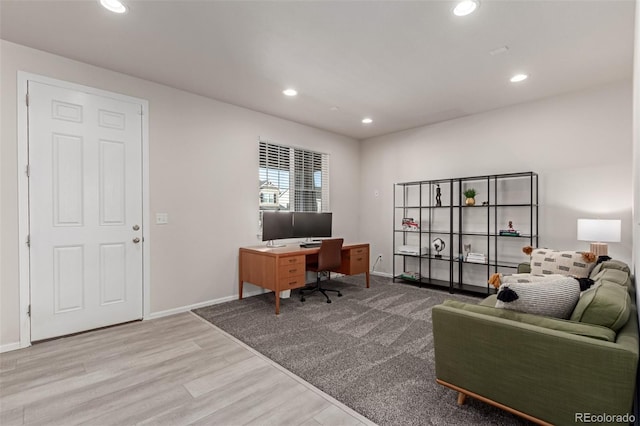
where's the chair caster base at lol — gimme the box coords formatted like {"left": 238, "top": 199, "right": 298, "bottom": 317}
{"left": 338, "top": 293, "right": 342, "bottom": 297}
{"left": 327, "top": 299, "right": 331, "bottom": 303}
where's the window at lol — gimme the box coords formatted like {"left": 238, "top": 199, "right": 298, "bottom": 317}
{"left": 259, "top": 140, "right": 329, "bottom": 212}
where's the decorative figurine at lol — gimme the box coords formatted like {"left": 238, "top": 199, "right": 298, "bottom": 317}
{"left": 435, "top": 184, "right": 442, "bottom": 207}
{"left": 432, "top": 237, "right": 446, "bottom": 258}
{"left": 508, "top": 221, "right": 515, "bottom": 232}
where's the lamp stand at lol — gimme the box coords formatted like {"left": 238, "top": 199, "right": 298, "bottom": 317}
{"left": 589, "top": 242, "right": 608, "bottom": 257}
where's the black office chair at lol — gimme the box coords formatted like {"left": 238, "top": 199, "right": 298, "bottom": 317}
{"left": 300, "top": 238, "right": 344, "bottom": 304}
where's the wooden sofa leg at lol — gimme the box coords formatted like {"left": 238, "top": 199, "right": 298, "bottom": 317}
{"left": 457, "top": 392, "right": 467, "bottom": 406}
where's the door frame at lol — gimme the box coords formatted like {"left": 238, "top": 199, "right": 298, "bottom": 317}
{"left": 17, "top": 72, "right": 151, "bottom": 348}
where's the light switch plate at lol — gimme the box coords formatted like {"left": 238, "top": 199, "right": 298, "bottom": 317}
{"left": 156, "top": 212, "right": 169, "bottom": 224}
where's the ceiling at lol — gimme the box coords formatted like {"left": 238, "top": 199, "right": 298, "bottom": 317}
{"left": 0, "top": 0, "right": 635, "bottom": 139}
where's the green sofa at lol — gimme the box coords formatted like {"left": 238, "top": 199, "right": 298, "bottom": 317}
{"left": 432, "top": 259, "right": 638, "bottom": 425}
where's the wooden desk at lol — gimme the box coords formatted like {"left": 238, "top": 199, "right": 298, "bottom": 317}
{"left": 239, "top": 243, "right": 370, "bottom": 314}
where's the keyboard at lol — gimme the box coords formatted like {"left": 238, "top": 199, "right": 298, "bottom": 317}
{"left": 300, "top": 242, "right": 321, "bottom": 248}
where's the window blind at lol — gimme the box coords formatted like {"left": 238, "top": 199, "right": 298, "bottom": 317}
{"left": 259, "top": 140, "right": 329, "bottom": 212}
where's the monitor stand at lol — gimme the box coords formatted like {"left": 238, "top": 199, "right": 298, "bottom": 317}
{"left": 266, "top": 240, "right": 285, "bottom": 248}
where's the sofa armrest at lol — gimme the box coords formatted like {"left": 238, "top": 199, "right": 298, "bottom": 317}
{"left": 432, "top": 304, "right": 638, "bottom": 425}
{"left": 517, "top": 262, "right": 531, "bottom": 274}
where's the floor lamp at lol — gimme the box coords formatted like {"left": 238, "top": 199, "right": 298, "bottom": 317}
{"left": 577, "top": 219, "right": 621, "bottom": 258}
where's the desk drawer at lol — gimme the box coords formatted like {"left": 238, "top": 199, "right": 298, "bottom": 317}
{"left": 279, "top": 255, "right": 305, "bottom": 266}
{"left": 279, "top": 264, "right": 305, "bottom": 278}
{"left": 279, "top": 275, "right": 306, "bottom": 290}
{"left": 351, "top": 247, "right": 367, "bottom": 256}
{"left": 349, "top": 247, "right": 368, "bottom": 274}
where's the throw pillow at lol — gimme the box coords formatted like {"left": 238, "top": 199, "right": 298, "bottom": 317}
{"left": 529, "top": 248, "right": 596, "bottom": 278}
{"left": 495, "top": 276, "right": 581, "bottom": 319}
{"left": 501, "top": 273, "right": 569, "bottom": 284}
{"left": 569, "top": 281, "right": 631, "bottom": 331}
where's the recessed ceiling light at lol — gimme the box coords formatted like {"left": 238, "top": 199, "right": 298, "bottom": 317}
{"left": 362, "top": 118, "right": 373, "bottom": 124}
{"left": 510, "top": 74, "right": 528, "bottom": 83}
{"left": 453, "top": 0, "right": 479, "bottom": 17}
{"left": 282, "top": 88, "right": 298, "bottom": 97}
{"left": 100, "top": 0, "right": 127, "bottom": 14}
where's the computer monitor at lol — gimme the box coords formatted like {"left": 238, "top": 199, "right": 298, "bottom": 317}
{"left": 292, "top": 212, "right": 332, "bottom": 239}
{"left": 261, "top": 211, "right": 294, "bottom": 244}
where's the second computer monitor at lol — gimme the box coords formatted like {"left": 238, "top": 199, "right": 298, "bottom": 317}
{"left": 292, "top": 212, "right": 332, "bottom": 239}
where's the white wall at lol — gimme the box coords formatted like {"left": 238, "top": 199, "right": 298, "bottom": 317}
{"left": 633, "top": 0, "right": 640, "bottom": 418}
{"left": 359, "top": 80, "right": 634, "bottom": 276}
{"left": 634, "top": 0, "right": 640, "bottom": 279}
{"left": 0, "top": 40, "right": 361, "bottom": 347}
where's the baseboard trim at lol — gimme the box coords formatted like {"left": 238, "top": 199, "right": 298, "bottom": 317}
{"left": 371, "top": 271, "right": 393, "bottom": 278}
{"left": 0, "top": 341, "right": 23, "bottom": 353}
{"left": 144, "top": 289, "right": 267, "bottom": 320}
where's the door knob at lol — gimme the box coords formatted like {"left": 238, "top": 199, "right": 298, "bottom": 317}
{"left": 133, "top": 237, "right": 141, "bottom": 244}
{"left": 132, "top": 224, "right": 140, "bottom": 231}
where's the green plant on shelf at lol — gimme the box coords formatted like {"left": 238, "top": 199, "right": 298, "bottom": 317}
{"left": 463, "top": 188, "right": 476, "bottom": 198}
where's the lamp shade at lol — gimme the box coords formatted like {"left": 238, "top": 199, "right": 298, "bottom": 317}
{"left": 577, "top": 219, "right": 621, "bottom": 243}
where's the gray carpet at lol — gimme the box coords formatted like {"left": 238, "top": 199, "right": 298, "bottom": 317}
{"left": 193, "top": 275, "right": 531, "bottom": 426}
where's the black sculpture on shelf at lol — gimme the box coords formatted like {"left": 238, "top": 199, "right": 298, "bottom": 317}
{"left": 432, "top": 237, "right": 446, "bottom": 258}
{"left": 435, "top": 184, "right": 442, "bottom": 207}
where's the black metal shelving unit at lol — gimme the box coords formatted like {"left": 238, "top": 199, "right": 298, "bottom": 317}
{"left": 393, "top": 171, "right": 539, "bottom": 295}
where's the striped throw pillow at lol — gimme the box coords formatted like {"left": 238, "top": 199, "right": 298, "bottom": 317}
{"left": 530, "top": 249, "right": 595, "bottom": 278}
{"left": 495, "top": 276, "right": 581, "bottom": 319}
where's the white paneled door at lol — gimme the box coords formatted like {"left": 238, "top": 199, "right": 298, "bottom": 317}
{"left": 28, "top": 81, "right": 143, "bottom": 341}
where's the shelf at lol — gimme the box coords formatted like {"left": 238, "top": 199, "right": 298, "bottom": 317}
{"left": 455, "top": 203, "right": 538, "bottom": 208}
{"left": 393, "top": 229, "right": 451, "bottom": 234}
{"left": 393, "top": 276, "right": 452, "bottom": 290}
{"left": 451, "top": 282, "right": 492, "bottom": 295}
{"left": 454, "top": 231, "right": 536, "bottom": 238}
{"left": 393, "top": 253, "right": 453, "bottom": 261}
{"left": 393, "top": 171, "right": 538, "bottom": 297}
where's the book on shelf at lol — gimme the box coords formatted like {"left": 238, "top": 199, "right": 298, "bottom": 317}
{"left": 401, "top": 217, "right": 420, "bottom": 231}
{"left": 499, "top": 229, "right": 521, "bottom": 236}
{"left": 465, "top": 252, "right": 487, "bottom": 263}
{"left": 397, "top": 245, "right": 428, "bottom": 255}
{"left": 400, "top": 271, "right": 421, "bottom": 281}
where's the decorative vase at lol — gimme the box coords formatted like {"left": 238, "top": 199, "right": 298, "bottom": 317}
{"left": 465, "top": 197, "right": 475, "bottom": 206}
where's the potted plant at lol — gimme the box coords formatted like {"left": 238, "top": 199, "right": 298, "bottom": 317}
{"left": 463, "top": 188, "right": 476, "bottom": 206}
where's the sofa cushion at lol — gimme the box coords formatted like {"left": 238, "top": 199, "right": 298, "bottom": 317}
{"left": 589, "top": 268, "right": 631, "bottom": 288}
{"left": 570, "top": 281, "right": 631, "bottom": 331}
{"left": 529, "top": 248, "right": 595, "bottom": 278}
{"left": 444, "top": 299, "right": 616, "bottom": 341}
{"left": 589, "top": 259, "right": 631, "bottom": 279}
{"left": 495, "top": 276, "right": 580, "bottom": 319}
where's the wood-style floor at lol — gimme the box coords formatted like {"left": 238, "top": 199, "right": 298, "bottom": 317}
{"left": 0, "top": 312, "right": 374, "bottom": 426}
